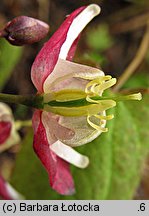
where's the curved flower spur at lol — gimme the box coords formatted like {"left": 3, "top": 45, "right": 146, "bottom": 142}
{"left": 31, "top": 4, "right": 141, "bottom": 195}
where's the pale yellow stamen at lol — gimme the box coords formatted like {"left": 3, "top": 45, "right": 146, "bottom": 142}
{"left": 44, "top": 75, "right": 117, "bottom": 132}
{"left": 44, "top": 89, "right": 86, "bottom": 103}
{"left": 84, "top": 77, "right": 117, "bottom": 131}
{"left": 93, "top": 78, "right": 117, "bottom": 92}
{"left": 87, "top": 115, "right": 108, "bottom": 132}
{"left": 85, "top": 75, "right": 112, "bottom": 94}
{"left": 86, "top": 95, "right": 99, "bottom": 104}
{"left": 123, "top": 93, "right": 142, "bottom": 101}
{"left": 54, "top": 89, "right": 86, "bottom": 102}
{"left": 44, "top": 100, "right": 116, "bottom": 117}
{"left": 94, "top": 114, "right": 114, "bottom": 120}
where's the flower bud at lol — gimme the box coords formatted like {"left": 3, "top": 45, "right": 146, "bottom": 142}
{"left": 0, "top": 16, "right": 49, "bottom": 46}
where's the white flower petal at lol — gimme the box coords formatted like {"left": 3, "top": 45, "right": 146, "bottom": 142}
{"left": 59, "top": 4, "right": 101, "bottom": 59}
{"left": 0, "top": 102, "right": 20, "bottom": 152}
{"left": 0, "top": 128, "right": 20, "bottom": 153}
{"left": 6, "top": 182, "right": 24, "bottom": 200}
{"left": 43, "top": 59, "right": 104, "bottom": 93}
{"left": 0, "top": 102, "right": 12, "bottom": 117}
{"left": 41, "top": 111, "right": 75, "bottom": 145}
{"left": 50, "top": 140, "right": 89, "bottom": 168}
{"left": 58, "top": 111, "right": 106, "bottom": 147}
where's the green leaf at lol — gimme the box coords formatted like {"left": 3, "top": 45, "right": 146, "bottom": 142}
{"left": 0, "top": 39, "right": 22, "bottom": 90}
{"left": 106, "top": 102, "right": 141, "bottom": 199}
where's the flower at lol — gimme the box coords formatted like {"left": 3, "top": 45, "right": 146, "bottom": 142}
{"left": 31, "top": 4, "right": 102, "bottom": 195}
{"left": 0, "top": 103, "right": 20, "bottom": 152}
{"left": 31, "top": 4, "right": 142, "bottom": 195}
{"left": 0, "top": 103, "right": 23, "bottom": 199}
{"left": 0, "top": 175, "right": 23, "bottom": 200}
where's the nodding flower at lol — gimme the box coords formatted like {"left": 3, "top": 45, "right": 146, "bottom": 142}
{"left": 31, "top": 4, "right": 142, "bottom": 195}
{"left": 0, "top": 103, "right": 20, "bottom": 152}
{"left": 0, "top": 103, "right": 23, "bottom": 199}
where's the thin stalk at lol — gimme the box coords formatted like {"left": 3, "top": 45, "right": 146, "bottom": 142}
{"left": 0, "top": 93, "right": 43, "bottom": 109}
{"left": 15, "top": 120, "right": 32, "bottom": 130}
{"left": 113, "top": 20, "right": 149, "bottom": 92}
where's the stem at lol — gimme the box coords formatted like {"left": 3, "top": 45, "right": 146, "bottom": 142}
{"left": 0, "top": 93, "right": 43, "bottom": 109}
{"left": 15, "top": 120, "right": 32, "bottom": 130}
{"left": 113, "top": 20, "right": 149, "bottom": 92}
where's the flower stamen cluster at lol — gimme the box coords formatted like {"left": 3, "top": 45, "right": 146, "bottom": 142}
{"left": 85, "top": 75, "right": 116, "bottom": 132}
{"left": 42, "top": 74, "right": 141, "bottom": 134}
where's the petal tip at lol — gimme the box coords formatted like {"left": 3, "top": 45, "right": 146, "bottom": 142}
{"left": 88, "top": 4, "right": 101, "bottom": 16}
{"left": 80, "top": 156, "right": 89, "bottom": 169}
{"left": 65, "top": 187, "right": 76, "bottom": 196}
{"left": 5, "top": 182, "right": 24, "bottom": 200}
{"left": 52, "top": 177, "right": 75, "bottom": 196}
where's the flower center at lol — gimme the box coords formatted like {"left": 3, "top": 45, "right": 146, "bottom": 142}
{"left": 42, "top": 75, "right": 142, "bottom": 133}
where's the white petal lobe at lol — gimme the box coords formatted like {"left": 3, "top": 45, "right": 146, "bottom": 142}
{"left": 6, "top": 183, "right": 24, "bottom": 200}
{"left": 43, "top": 59, "right": 104, "bottom": 93}
{"left": 59, "top": 4, "right": 101, "bottom": 59}
{"left": 50, "top": 141, "right": 89, "bottom": 168}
